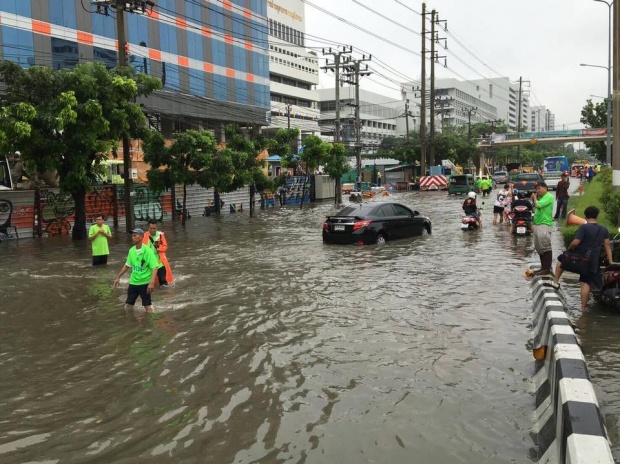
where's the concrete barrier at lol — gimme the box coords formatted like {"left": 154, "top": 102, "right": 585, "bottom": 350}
{"left": 530, "top": 278, "right": 613, "bottom": 463}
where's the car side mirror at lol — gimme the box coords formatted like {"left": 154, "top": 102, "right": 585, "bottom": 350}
{"left": 413, "top": 210, "right": 420, "bottom": 216}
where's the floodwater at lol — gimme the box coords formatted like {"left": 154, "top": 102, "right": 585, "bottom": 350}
{"left": 1, "top": 185, "right": 617, "bottom": 464}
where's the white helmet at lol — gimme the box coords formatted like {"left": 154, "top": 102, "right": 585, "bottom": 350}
{"left": 468, "top": 191, "right": 476, "bottom": 199}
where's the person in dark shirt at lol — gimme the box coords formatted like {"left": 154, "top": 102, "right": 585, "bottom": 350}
{"left": 550, "top": 206, "right": 613, "bottom": 311}
{"left": 553, "top": 172, "right": 570, "bottom": 219}
{"left": 462, "top": 191, "right": 482, "bottom": 229}
{"left": 509, "top": 191, "right": 533, "bottom": 234}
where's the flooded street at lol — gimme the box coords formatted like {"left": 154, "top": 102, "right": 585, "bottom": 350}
{"left": 2, "top": 187, "right": 619, "bottom": 463}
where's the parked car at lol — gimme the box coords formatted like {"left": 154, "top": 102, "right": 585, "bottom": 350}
{"left": 491, "top": 170, "right": 509, "bottom": 185}
{"left": 322, "top": 202, "right": 431, "bottom": 245}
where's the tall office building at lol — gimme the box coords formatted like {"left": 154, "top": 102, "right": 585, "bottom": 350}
{"left": 0, "top": 0, "right": 271, "bottom": 137}
{"left": 265, "top": 0, "right": 319, "bottom": 135}
{"left": 530, "top": 106, "right": 556, "bottom": 131}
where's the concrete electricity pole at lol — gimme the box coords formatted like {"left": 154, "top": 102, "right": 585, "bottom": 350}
{"left": 420, "top": 3, "right": 427, "bottom": 178}
{"left": 429, "top": 10, "right": 447, "bottom": 168}
{"left": 613, "top": 1, "right": 620, "bottom": 189}
{"left": 342, "top": 56, "right": 372, "bottom": 192}
{"left": 94, "top": 0, "right": 154, "bottom": 232}
{"left": 322, "top": 46, "right": 352, "bottom": 203}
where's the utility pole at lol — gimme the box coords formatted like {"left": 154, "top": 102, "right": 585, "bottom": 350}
{"left": 342, "top": 55, "right": 372, "bottom": 192}
{"left": 405, "top": 99, "right": 410, "bottom": 140}
{"left": 420, "top": 3, "right": 427, "bottom": 178}
{"left": 463, "top": 107, "right": 477, "bottom": 143}
{"left": 94, "top": 0, "right": 153, "bottom": 232}
{"left": 322, "top": 46, "right": 352, "bottom": 203}
{"left": 429, "top": 11, "right": 447, "bottom": 168}
{"left": 613, "top": 0, "right": 620, "bottom": 189}
{"left": 516, "top": 77, "right": 530, "bottom": 159}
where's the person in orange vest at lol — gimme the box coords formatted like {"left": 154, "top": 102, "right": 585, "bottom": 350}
{"left": 143, "top": 219, "right": 174, "bottom": 286}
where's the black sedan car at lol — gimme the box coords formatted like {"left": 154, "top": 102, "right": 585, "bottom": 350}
{"left": 322, "top": 202, "right": 432, "bottom": 245}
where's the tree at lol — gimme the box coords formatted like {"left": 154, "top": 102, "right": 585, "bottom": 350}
{"left": 223, "top": 124, "right": 270, "bottom": 216}
{"left": 143, "top": 129, "right": 218, "bottom": 226}
{"left": 581, "top": 98, "right": 608, "bottom": 162}
{"left": 323, "top": 142, "right": 349, "bottom": 204}
{"left": 0, "top": 60, "right": 161, "bottom": 239}
{"left": 295, "top": 135, "right": 331, "bottom": 208}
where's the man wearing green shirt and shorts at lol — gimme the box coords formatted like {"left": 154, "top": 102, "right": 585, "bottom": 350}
{"left": 530, "top": 182, "right": 554, "bottom": 276}
{"left": 113, "top": 228, "right": 159, "bottom": 313}
{"left": 88, "top": 213, "right": 112, "bottom": 265}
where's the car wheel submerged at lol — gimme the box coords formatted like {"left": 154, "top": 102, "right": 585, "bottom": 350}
{"left": 375, "top": 234, "right": 387, "bottom": 245}
{"left": 422, "top": 226, "right": 430, "bottom": 235}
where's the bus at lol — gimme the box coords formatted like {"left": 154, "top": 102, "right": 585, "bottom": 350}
{"left": 543, "top": 156, "right": 569, "bottom": 174}
{"left": 543, "top": 156, "right": 569, "bottom": 190}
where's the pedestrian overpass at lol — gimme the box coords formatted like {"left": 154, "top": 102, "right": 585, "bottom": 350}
{"left": 478, "top": 128, "right": 609, "bottom": 148}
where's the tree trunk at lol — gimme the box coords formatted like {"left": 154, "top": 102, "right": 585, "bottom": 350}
{"left": 215, "top": 190, "right": 221, "bottom": 214}
{"left": 71, "top": 187, "right": 88, "bottom": 240}
{"left": 249, "top": 184, "right": 255, "bottom": 217}
{"left": 182, "top": 182, "right": 187, "bottom": 227}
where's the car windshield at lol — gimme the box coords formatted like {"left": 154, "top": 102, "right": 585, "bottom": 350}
{"left": 451, "top": 176, "right": 470, "bottom": 185}
{"left": 494, "top": 171, "right": 507, "bottom": 176}
{"left": 335, "top": 204, "right": 378, "bottom": 217}
{"left": 518, "top": 174, "right": 539, "bottom": 180}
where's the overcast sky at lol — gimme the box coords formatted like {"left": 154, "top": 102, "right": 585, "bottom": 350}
{"left": 304, "top": 0, "right": 611, "bottom": 130}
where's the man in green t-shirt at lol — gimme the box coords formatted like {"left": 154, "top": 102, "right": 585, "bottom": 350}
{"left": 88, "top": 213, "right": 112, "bottom": 266}
{"left": 113, "top": 228, "right": 159, "bottom": 313}
{"left": 530, "top": 182, "right": 554, "bottom": 276}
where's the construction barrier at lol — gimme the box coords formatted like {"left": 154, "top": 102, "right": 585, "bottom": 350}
{"left": 419, "top": 175, "right": 447, "bottom": 191}
{"left": 530, "top": 278, "right": 613, "bottom": 463}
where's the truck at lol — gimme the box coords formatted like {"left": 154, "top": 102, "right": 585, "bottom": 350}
{"left": 514, "top": 172, "right": 544, "bottom": 197}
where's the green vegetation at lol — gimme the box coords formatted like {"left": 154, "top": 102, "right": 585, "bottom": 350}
{"left": 560, "top": 168, "right": 619, "bottom": 248}
{"left": 0, "top": 60, "right": 161, "bottom": 239}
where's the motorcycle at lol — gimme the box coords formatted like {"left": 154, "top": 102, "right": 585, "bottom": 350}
{"left": 461, "top": 204, "right": 483, "bottom": 231}
{"left": 594, "top": 230, "right": 620, "bottom": 309}
{"left": 508, "top": 200, "right": 533, "bottom": 236}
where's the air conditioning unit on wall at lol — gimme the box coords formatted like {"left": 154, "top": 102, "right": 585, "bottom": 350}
{"left": 131, "top": 168, "right": 138, "bottom": 180}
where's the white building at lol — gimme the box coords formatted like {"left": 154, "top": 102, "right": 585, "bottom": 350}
{"left": 266, "top": 0, "right": 320, "bottom": 135}
{"left": 530, "top": 106, "right": 556, "bottom": 131}
{"left": 403, "top": 76, "right": 532, "bottom": 133}
{"left": 317, "top": 88, "right": 410, "bottom": 155}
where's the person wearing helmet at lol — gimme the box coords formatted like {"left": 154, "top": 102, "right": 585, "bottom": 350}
{"left": 462, "top": 191, "right": 482, "bottom": 229}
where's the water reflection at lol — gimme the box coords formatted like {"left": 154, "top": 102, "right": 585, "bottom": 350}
{"left": 0, "top": 190, "right": 589, "bottom": 463}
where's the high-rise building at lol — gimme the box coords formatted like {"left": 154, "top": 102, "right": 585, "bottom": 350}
{"left": 403, "top": 76, "right": 533, "bottom": 133}
{"left": 530, "top": 106, "right": 556, "bottom": 131}
{"left": 0, "top": 0, "right": 271, "bottom": 137}
{"left": 265, "top": 0, "right": 319, "bottom": 135}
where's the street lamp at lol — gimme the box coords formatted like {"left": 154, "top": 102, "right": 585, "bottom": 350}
{"left": 587, "top": 0, "right": 612, "bottom": 165}
{"left": 581, "top": 62, "right": 612, "bottom": 164}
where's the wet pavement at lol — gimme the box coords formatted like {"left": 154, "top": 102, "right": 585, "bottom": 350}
{"left": 1, "top": 184, "right": 619, "bottom": 463}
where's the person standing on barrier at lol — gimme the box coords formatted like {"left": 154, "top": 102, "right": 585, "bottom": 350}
{"left": 549, "top": 206, "right": 613, "bottom": 311}
{"left": 530, "top": 182, "right": 554, "bottom": 276}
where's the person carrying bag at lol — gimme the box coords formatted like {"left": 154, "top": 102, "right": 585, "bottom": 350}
{"left": 549, "top": 206, "right": 613, "bottom": 312}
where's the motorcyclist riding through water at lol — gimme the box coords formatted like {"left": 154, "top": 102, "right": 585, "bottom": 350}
{"left": 462, "top": 191, "right": 482, "bottom": 229}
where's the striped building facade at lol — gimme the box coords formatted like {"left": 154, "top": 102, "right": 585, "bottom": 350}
{"left": 0, "top": 0, "right": 271, "bottom": 133}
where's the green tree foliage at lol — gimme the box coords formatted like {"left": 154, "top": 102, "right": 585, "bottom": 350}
{"left": 0, "top": 60, "right": 161, "bottom": 239}
{"left": 270, "top": 128, "right": 301, "bottom": 172}
{"left": 581, "top": 98, "right": 609, "bottom": 162}
{"left": 143, "top": 129, "right": 218, "bottom": 225}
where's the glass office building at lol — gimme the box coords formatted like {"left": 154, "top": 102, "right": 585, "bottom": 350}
{"left": 0, "top": 0, "right": 271, "bottom": 133}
